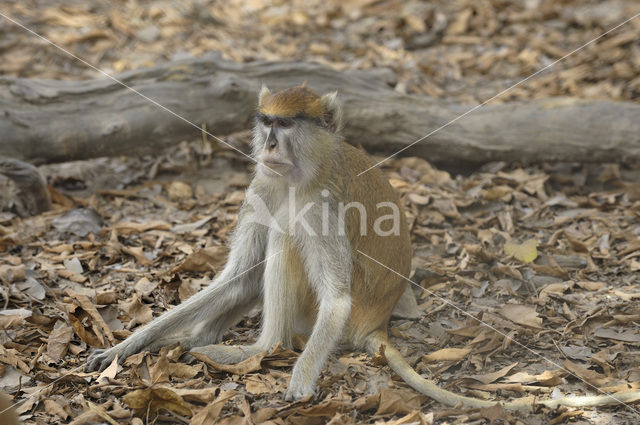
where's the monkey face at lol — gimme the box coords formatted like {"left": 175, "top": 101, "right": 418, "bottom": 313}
{"left": 253, "top": 85, "right": 343, "bottom": 182}
{"left": 253, "top": 113, "right": 298, "bottom": 178}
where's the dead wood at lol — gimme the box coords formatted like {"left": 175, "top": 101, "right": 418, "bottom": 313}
{"left": 1, "top": 54, "right": 639, "bottom": 170}
{"left": 0, "top": 157, "right": 52, "bottom": 216}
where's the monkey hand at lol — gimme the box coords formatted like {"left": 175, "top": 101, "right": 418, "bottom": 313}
{"left": 284, "top": 372, "right": 315, "bottom": 401}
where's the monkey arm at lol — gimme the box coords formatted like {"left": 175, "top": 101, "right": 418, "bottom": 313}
{"left": 86, "top": 218, "right": 268, "bottom": 372}
{"left": 285, "top": 294, "right": 351, "bottom": 400}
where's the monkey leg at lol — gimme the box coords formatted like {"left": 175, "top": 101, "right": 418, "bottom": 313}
{"left": 184, "top": 294, "right": 266, "bottom": 364}
{"left": 190, "top": 343, "right": 263, "bottom": 364}
{"left": 86, "top": 266, "right": 262, "bottom": 372}
{"left": 254, "top": 235, "right": 299, "bottom": 351}
{"left": 146, "top": 292, "right": 259, "bottom": 355}
{"left": 86, "top": 217, "right": 269, "bottom": 373}
{"left": 190, "top": 235, "right": 311, "bottom": 367}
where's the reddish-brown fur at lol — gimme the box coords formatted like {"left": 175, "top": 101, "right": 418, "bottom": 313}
{"left": 259, "top": 85, "right": 326, "bottom": 118}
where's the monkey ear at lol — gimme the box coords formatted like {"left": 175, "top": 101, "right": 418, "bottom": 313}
{"left": 258, "top": 85, "right": 271, "bottom": 107}
{"left": 320, "top": 91, "right": 343, "bottom": 133}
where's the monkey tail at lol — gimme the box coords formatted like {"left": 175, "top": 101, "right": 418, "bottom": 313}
{"left": 367, "top": 332, "right": 640, "bottom": 412}
{"left": 367, "top": 332, "right": 503, "bottom": 410}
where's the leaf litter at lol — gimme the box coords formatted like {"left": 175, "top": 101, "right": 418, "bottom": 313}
{"left": 2, "top": 139, "right": 639, "bottom": 424}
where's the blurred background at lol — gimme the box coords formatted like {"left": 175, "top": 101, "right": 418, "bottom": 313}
{"left": 1, "top": 0, "right": 639, "bottom": 103}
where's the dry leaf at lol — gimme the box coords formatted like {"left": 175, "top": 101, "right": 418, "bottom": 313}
{"left": 353, "top": 393, "right": 381, "bottom": 412}
{"left": 64, "top": 257, "right": 83, "bottom": 274}
{"left": 408, "top": 193, "right": 430, "bottom": 205}
{"left": 178, "top": 278, "right": 201, "bottom": 302}
{"left": 562, "top": 360, "right": 610, "bottom": 387}
{"left": 504, "top": 239, "right": 538, "bottom": 263}
{"left": 548, "top": 409, "right": 584, "bottom": 425}
{"left": 149, "top": 350, "right": 199, "bottom": 383}
{"left": 538, "top": 281, "right": 574, "bottom": 304}
{"left": 133, "top": 277, "right": 158, "bottom": 296}
{"left": 123, "top": 387, "right": 192, "bottom": 418}
{"left": 476, "top": 404, "right": 508, "bottom": 422}
{"left": 97, "top": 355, "right": 119, "bottom": 384}
{"left": 172, "top": 246, "right": 228, "bottom": 273}
{"left": 123, "top": 352, "right": 147, "bottom": 369}
{"left": 0, "top": 346, "right": 30, "bottom": 373}
{"left": 122, "top": 246, "right": 152, "bottom": 266}
{"left": 46, "top": 320, "right": 74, "bottom": 361}
{"left": 384, "top": 410, "right": 431, "bottom": 425}
{"left": 612, "top": 289, "right": 640, "bottom": 301}
{"left": 120, "top": 295, "right": 154, "bottom": 329}
{"left": 575, "top": 281, "right": 606, "bottom": 291}
{"left": 0, "top": 264, "right": 25, "bottom": 283}
{"left": 262, "top": 343, "right": 299, "bottom": 368}
{"left": 375, "top": 387, "right": 428, "bottom": 416}
{"left": 564, "top": 230, "right": 590, "bottom": 253}
{"left": 167, "top": 181, "right": 193, "bottom": 200}
{"left": 499, "top": 304, "right": 543, "bottom": 329}
{"left": 171, "top": 214, "right": 216, "bottom": 234}
{"left": 593, "top": 327, "right": 640, "bottom": 343}
{"left": 467, "top": 363, "right": 518, "bottom": 384}
{"left": 223, "top": 191, "right": 245, "bottom": 205}
{"left": 190, "top": 390, "right": 235, "bottom": 425}
{"left": 252, "top": 407, "right": 277, "bottom": 423}
{"left": 191, "top": 350, "right": 266, "bottom": 375}
{"left": 503, "top": 370, "right": 564, "bottom": 386}
{"left": 422, "top": 347, "right": 471, "bottom": 363}
{"left": 15, "top": 278, "right": 46, "bottom": 300}
{"left": 447, "top": 8, "right": 472, "bottom": 35}
{"left": 244, "top": 374, "right": 284, "bottom": 395}
{"left": 560, "top": 345, "right": 592, "bottom": 361}
{"left": 115, "top": 220, "right": 171, "bottom": 236}
{"left": 0, "top": 309, "right": 30, "bottom": 330}
{"left": 86, "top": 401, "right": 119, "bottom": 425}
{"left": 58, "top": 269, "right": 87, "bottom": 283}
{"left": 166, "top": 387, "right": 218, "bottom": 404}
{"left": 66, "top": 290, "right": 115, "bottom": 344}
{"left": 296, "top": 399, "right": 352, "bottom": 417}
{"left": 44, "top": 398, "right": 69, "bottom": 420}
{"left": 0, "top": 315, "right": 24, "bottom": 330}
{"left": 68, "top": 305, "right": 106, "bottom": 348}
{"left": 483, "top": 185, "right": 513, "bottom": 201}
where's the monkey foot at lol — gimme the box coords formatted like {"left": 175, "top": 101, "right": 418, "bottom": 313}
{"left": 86, "top": 348, "right": 119, "bottom": 372}
{"left": 284, "top": 385, "right": 314, "bottom": 401}
{"left": 189, "top": 344, "right": 259, "bottom": 364}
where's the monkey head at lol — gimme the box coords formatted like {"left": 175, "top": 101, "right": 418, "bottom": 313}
{"left": 253, "top": 84, "right": 343, "bottom": 181}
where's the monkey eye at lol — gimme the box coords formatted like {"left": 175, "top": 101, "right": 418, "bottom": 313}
{"left": 260, "top": 115, "right": 273, "bottom": 126}
{"left": 276, "top": 118, "right": 293, "bottom": 128}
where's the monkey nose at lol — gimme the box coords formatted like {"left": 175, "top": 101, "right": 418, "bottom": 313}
{"left": 264, "top": 129, "right": 277, "bottom": 150}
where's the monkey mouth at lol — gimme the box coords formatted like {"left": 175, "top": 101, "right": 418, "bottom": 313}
{"left": 261, "top": 160, "right": 294, "bottom": 174}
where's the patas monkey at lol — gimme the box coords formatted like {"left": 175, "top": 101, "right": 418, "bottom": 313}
{"left": 88, "top": 85, "right": 640, "bottom": 411}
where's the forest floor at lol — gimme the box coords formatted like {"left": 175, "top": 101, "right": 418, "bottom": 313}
{"left": 1, "top": 0, "right": 640, "bottom": 424}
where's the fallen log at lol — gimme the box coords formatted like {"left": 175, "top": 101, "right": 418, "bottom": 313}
{"left": 1, "top": 53, "right": 639, "bottom": 170}
{"left": 0, "top": 157, "right": 51, "bottom": 216}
